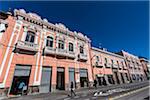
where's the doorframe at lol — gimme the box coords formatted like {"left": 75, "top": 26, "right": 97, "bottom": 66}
{"left": 79, "top": 68, "right": 89, "bottom": 88}
{"left": 40, "top": 66, "right": 52, "bottom": 92}
{"left": 69, "top": 67, "right": 75, "bottom": 88}
{"left": 56, "top": 67, "right": 65, "bottom": 90}
{"left": 8, "top": 64, "right": 31, "bottom": 96}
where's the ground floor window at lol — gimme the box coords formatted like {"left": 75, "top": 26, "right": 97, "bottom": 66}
{"left": 80, "top": 69, "right": 88, "bottom": 87}
{"left": 120, "top": 73, "right": 125, "bottom": 83}
{"left": 97, "top": 76, "right": 107, "bottom": 86}
{"left": 107, "top": 75, "right": 114, "bottom": 84}
{"left": 132, "top": 74, "right": 136, "bottom": 80}
{"left": 125, "top": 73, "right": 129, "bottom": 81}
{"left": 114, "top": 72, "right": 120, "bottom": 84}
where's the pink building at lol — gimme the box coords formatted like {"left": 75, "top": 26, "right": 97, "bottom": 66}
{"left": 0, "top": 9, "right": 93, "bottom": 96}
{"left": 91, "top": 47, "right": 130, "bottom": 86}
{"left": 139, "top": 57, "right": 150, "bottom": 80}
{"left": 0, "top": 9, "right": 147, "bottom": 97}
{"left": 117, "top": 50, "right": 146, "bottom": 82}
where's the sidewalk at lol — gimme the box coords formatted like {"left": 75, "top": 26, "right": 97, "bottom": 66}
{"left": 3, "top": 80, "right": 149, "bottom": 100}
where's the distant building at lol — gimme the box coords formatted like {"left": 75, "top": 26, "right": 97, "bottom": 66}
{"left": 117, "top": 50, "right": 146, "bottom": 82}
{"left": 91, "top": 47, "right": 130, "bottom": 86}
{"left": 139, "top": 57, "right": 150, "bottom": 80}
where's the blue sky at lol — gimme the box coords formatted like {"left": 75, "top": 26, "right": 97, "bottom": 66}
{"left": 0, "top": 1, "right": 149, "bottom": 59}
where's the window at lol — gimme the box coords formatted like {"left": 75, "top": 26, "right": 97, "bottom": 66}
{"left": 46, "top": 36, "right": 53, "bottom": 47}
{"left": 58, "top": 40, "right": 64, "bottom": 49}
{"left": 80, "top": 46, "right": 84, "bottom": 54}
{"left": 69, "top": 42, "right": 74, "bottom": 52}
{"left": 96, "top": 56, "right": 99, "bottom": 62}
{"left": 111, "top": 59, "right": 114, "bottom": 64}
{"left": 0, "top": 23, "right": 7, "bottom": 33}
{"left": 107, "top": 75, "right": 114, "bottom": 84}
{"left": 105, "top": 58, "right": 107, "bottom": 63}
{"left": 25, "top": 31, "right": 35, "bottom": 43}
{"left": 125, "top": 73, "right": 129, "bottom": 81}
{"left": 117, "top": 61, "right": 119, "bottom": 66}
{"left": 121, "top": 62, "right": 124, "bottom": 68}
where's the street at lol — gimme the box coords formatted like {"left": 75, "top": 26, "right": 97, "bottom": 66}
{"left": 4, "top": 81, "right": 149, "bottom": 100}
{"left": 61, "top": 86, "right": 149, "bottom": 100}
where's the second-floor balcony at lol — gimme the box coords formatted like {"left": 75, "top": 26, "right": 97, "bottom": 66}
{"left": 104, "top": 63, "right": 111, "bottom": 68}
{"left": 68, "top": 51, "right": 76, "bottom": 59}
{"left": 56, "top": 48, "right": 68, "bottom": 57}
{"left": 44, "top": 46, "right": 56, "bottom": 55}
{"left": 112, "top": 64, "right": 118, "bottom": 69}
{"left": 16, "top": 40, "right": 38, "bottom": 52}
{"left": 95, "top": 61, "right": 103, "bottom": 68}
{"left": 78, "top": 53, "right": 87, "bottom": 61}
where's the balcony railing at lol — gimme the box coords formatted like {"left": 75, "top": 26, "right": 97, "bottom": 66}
{"left": 78, "top": 53, "right": 87, "bottom": 61}
{"left": 16, "top": 41, "right": 38, "bottom": 52}
{"left": 56, "top": 48, "right": 68, "bottom": 56}
{"left": 68, "top": 51, "right": 76, "bottom": 58}
{"left": 122, "top": 65, "right": 127, "bottom": 70}
{"left": 112, "top": 64, "right": 118, "bottom": 69}
{"left": 44, "top": 46, "right": 55, "bottom": 55}
{"left": 104, "top": 63, "right": 111, "bottom": 68}
{"left": 126, "top": 57, "right": 131, "bottom": 61}
{"left": 95, "top": 61, "right": 103, "bottom": 68}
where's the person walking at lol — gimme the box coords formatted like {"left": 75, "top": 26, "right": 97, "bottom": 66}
{"left": 69, "top": 81, "right": 76, "bottom": 97}
{"left": 94, "top": 79, "right": 97, "bottom": 88}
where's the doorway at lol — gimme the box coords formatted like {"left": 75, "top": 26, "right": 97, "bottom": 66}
{"left": 114, "top": 72, "right": 120, "bottom": 84}
{"left": 120, "top": 73, "right": 125, "bottom": 83}
{"left": 56, "top": 67, "right": 65, "bottom": 90}
{"left": 39, "top": 67, "right": 52, "bottom": 93}
{"left": 69, "top": 68, "right": 75, "bottom": 88}
{"left": 80, "top": 69, "right": 88, "bottom": 87}
{"left": 9, "top": 65, "right": 31, "bottom": 95}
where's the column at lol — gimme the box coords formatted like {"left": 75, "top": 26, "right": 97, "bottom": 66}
{"left": 65, "top": 67, "right": 69, "bottom": 91}
{"left": 51, "top": 66, "right": 57, "bottom": 92}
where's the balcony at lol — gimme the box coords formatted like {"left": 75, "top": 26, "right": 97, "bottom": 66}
{"left": 112, "top": 64, "right": 118, "bottom": 69}
{"left": 68, "top": 51, "right": 76, "bottom": 59}
{"left": 95, "top": 61, "right": 103, "bottom": 68}
{"left": 126, "top": 57, "right": 131, "bottom": 61}
{"left": 16, "top": 41, "right": 38, "bottom": 52}
{"left": 78, "top": 53, "right": 87, "bottom": 61}
{"left": 104, "top": 63, "right": 111, "bottom": 68}
{"left": 56, "top": 48, "right": 68, "bottom": 57}
{"left": 122, "top": 65, "right": 127, "bottom": 70}
{"left": 44, "top": 46, "right": 55, "bottom": 55}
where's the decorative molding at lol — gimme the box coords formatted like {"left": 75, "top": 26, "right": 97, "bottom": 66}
{"left": 14, "top": 9, "right": 90, "bottom": 42}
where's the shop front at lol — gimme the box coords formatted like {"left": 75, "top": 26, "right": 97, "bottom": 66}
{"left": 9, "top": 65, "right": 31, "bottom": 95}
{"left": 39, "top": 67, "right": 52, "bottom": 93}
{"left": 79, "top": 69, "right": 88, "bottom": 88}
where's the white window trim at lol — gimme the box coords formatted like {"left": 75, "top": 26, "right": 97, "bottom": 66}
{"left": 68, "top": 41, "right": 74, "bottom": 52}
{"left": 45, "top": 35, "right": 54, "bottom": 47}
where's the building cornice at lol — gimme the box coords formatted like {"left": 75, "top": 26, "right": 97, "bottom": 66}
{"left": 92, "top": 47, "right": 125, "bottom": 59}
{"left": 13, "top": 9, "right": 91, "bottom": 42}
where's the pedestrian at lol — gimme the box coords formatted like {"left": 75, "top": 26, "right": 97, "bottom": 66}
{"left": 18, "top": 81, "right": 25, "bottom": 95}
{"left": 94, "top": 79, "right": 97, "bottom": 88}
{"left": 68, "top": 81, "right": 76, "bottom": 97}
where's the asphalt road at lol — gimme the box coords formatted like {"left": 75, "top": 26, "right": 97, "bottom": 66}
{"left": 61, "top": 86, "right": 150, "bottom": 100}
{"left": 111, "top": 86, "right": 149, "bottom": 100}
